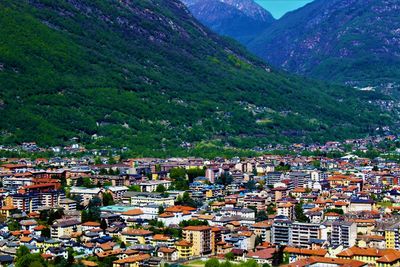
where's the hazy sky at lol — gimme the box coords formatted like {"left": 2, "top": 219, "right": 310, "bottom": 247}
{"left": 254, "top": 0, "right": 314, "bottom": 18}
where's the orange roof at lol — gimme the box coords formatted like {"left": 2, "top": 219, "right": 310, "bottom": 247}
{"left": 165, "top": 205, "right": 196, "bottom": 213}
{"left": 239, "top": 231, "right": 254, "bottom": 237}
{"left": 334, "top": 201, "right": 348, "bottom": 206}
{"left": 278, "top": 202, "right": 294, "bottom": 208}
{"left": 292, "top": 187, "right": 306, "bottom": 193}
{"left": 284, "top": 247, "right": 327, "bottom": 256}
{"left": 315, "top": 198, "right": 326, "bottom": 205}
{"left": 252, "top": 221, "right": 271, "bottom": 228}
{"left": 377, "top": 251, "right": 400, "bottom": 263}
{"left": 337, "top": 247, "right": 399, "bottom": 258}
{"left": 99, "top": 242, "right": 114, "bottom": 251}
{"left": 34, "top": 225, "right": 47, "bottom": 231}
{"left": 183, "top": 225, "right": 211, "bottom": 231}
{"left": 22, "top": 183, "right": 57, "bottom": 189}
{"left": 121, "top": 209, "right": 143, "bottom": 216}
{"left": 175, "top": 240, "right": 192, "bottom": 247}
{"left": 153, "top": 234, "right": 170, "bottom": 241}
{"left": 325, "top": 212, "right": 340, "bottom": 216}
{"left": 158, "top": 247, "right": 176, "bottom": 253}
{"left": 122, "top": 229, "right": 153, "bottom": 236}
{"left": 159, "top": 212, "right": 174, "bottom": 218}
{"left": 82, "top": 221, "right": 101, "bottom": 227}
{"left": 20, "top": 236, "right": 33, "bottom": 243}
{"left": 113, "top": 254, "right": 151, "bottom": 264}
{"left": 81, "top": 260, "right": 98, "bottom": 267}
{"left": 198, "top": 214, "right": 215, "bottom": 220}
{"left": 328, "top": 175, "right": 349, "bottom": 181}
{"left": 350, "top": 219, "right": 376, "bottom": 224}
{"left": 1, "top": 205, "right": 16, "bottom": 210}
{"left": 96, "top": 249, "right": 122, "bottom": 258}
{"left": 284, "top": 256, "right": 366, "bottom": 267}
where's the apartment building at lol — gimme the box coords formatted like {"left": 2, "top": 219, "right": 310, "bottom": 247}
{"left": 122, "top": 192, "right": 174, "bottom": 207}
{"left": 290, "top": 222, "right": 327, "bottom": 248}
{"left": 182, "top": 226, "right": 212, "bottom": 256}
{"left": 331, "top": 221, "right": 357, "bottom": 248}
{"left": 271, "top": 216, "right": 292, "bottom": 245}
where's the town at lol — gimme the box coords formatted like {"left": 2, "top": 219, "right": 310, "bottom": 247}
{"left": 2, "top": 135, "right": 400, "bottom": 267}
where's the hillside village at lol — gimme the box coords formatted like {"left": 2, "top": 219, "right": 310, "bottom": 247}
{"left": 1, "top": 136, "right": 400, "bottom": 266}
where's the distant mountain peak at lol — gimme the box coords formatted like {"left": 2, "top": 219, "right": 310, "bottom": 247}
{"left": 182, "top": 0, "right": 275, "bottom": 43}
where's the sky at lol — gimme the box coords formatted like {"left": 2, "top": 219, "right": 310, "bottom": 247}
{"left": 254, "top": 0, "right": 314, "bottom": 18}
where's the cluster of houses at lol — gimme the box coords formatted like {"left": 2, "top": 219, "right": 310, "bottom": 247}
{"left": 1, "top": 142, "right": 400, "bottom": 266}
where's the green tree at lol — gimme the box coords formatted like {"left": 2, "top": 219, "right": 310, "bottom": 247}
{"left": 16, "top": 246, "right": 30, "bottom": 259}
{"left": 205, "top": 258, "right": 220, "bottom": 267}
{"left": 267, "top": 204, "right": 275, "bottom": 215}
{"left": 67, "top": 247, "right": 74, "bottom": 264}
{"left": 156, "top": 184, "right": 166, "bottom": 193}
{"left": 102, "top": 192, "right": 114, "bottom": 206}
{"left": 295, "top": 202, "right": 309, "bottom": 222}
{"left": 175, "top": 192, "right": 198, "bottom": 207}
{"left": 225, "top": 252, "right": 235, "bottom": 261}
{"left": 100, "top": 218, "right": 108, "bottom": 233}
{"left": 256, "top": 210, "right": 268, "bottom": 222}
{"left": 186, "top": 167, "right": 206, "bottom": 183}
{"left": 255, "top": 235, "right": 263, "bottom": 248}
{"left": 76, "top": 177, "right": 84, "bottom": 187}
{"left": 128, "top": 185, "right": 141, "bottom": 192}
{"left": 221, "top": 261, "right": 232, "bottom": 267}
{"left": 169, "top": 168, "right": 186, "bottom": 179}
{"left": 16, "top": 251, "right": 46, "bottom": 267}
{"left": 83, "top": 177, "right": 94, "bottom": 188}
{"left": 158, "top": 206, "right": 165, "bottom": 214}
{"left": 246, "top": 180, "right": 256, "bottom": 191}
{"left": 8, "top": 219, "right": 21, "bottom": 231}
{"left": 41, "top": 228, "right": 51, "bottom": 238}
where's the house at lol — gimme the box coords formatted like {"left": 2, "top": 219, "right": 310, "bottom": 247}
{"left": 245, "top": 248, "right": 275, "bottom": 265}
{"left": 157, "top": 247, "right": 178, "bottom": 261}
{"left": 120, "top": 229, "right": 153, "bottom": 244}
{"left": 284, "top": 256, "right": 367, "bottom": 267}
{"left": 284, "top": 247, "right": 328, "bottom": 263}
{"left": 51, "top": 219, "right": 81, "bottom": 239}
{"left": 112, "top": 253, "right": 151, "bottom": 267}
{"left": 337, "top": 247, "right": 400, "bottom": 265}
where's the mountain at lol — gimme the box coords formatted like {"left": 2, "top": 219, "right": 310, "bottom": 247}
{"left": 248, "top": 0, "right": 400, "bottom": 91}
{"left": 181, "top": 0, "right": 275, "bottom": 44}
{"left": 0, "top": 0, "right": 392, "bottom": 156}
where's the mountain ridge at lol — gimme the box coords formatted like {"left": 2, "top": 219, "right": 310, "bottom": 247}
{"left": 0, "top": 0, "right": 392, "bottom": 156}
{"left": 247, "top": 0, "right": 400, "bottom": 91}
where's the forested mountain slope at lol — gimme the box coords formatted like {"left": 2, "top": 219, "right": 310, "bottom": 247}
{"left": 0, "top": 0, "right": 392, "bottom": 155}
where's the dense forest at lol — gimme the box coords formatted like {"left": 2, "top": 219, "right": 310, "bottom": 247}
{"left": 0, "top": 0, "right": 393, "bottom": 156}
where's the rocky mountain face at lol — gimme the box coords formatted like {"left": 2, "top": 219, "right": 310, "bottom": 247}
{"left": 247, "top": 0, "right": 400, "bottom": 91}
{"left": 0, "top": 0, "right": 392, "bottom": 155}
{"left": 182, "top": 0, "right": 275, "bottom": 43}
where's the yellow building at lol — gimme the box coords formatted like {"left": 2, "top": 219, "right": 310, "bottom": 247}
{"left": 120, "top": 229, "right": 153, "bottom": 244}
{"left": 328, "top": 175, "right": 351, "bottom": 188}
{"left": 182, "top": 226, "right": 212, "bottom": 256}
{"left": 0, "top": 205, "right": 17, "bottom": 218}
{"left": 175, "top": 240, "right": 193, "bottom": 259}
{"left": 386, "top": 230, "right": 396, "bottom": 249}
{"left": 337, "top": 246, "right": 400, "bottom": 266}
